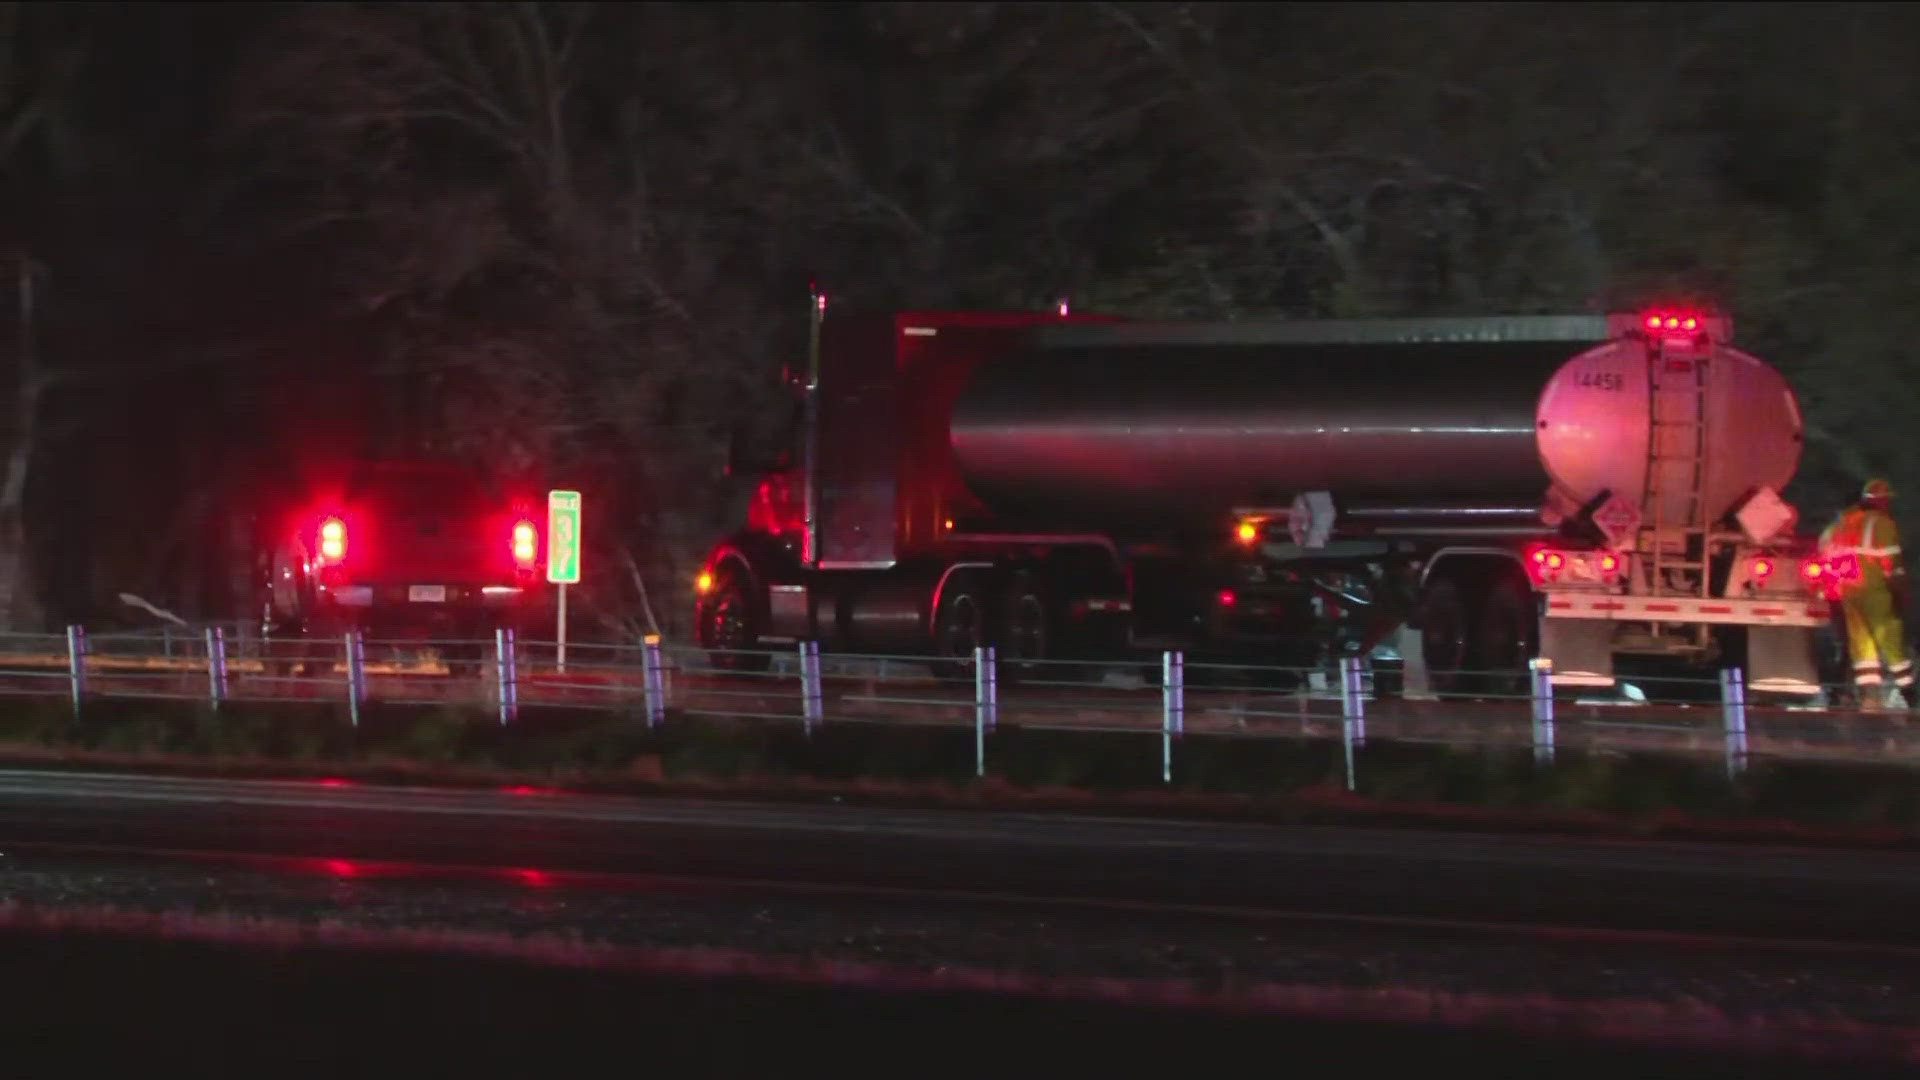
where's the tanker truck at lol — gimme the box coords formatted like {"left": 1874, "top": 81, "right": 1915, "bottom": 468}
{"left": 695, "top": 301, "right": 1831, "bottom": 698}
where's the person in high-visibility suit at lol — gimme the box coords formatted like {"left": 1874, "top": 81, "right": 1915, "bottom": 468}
{"left": 1819, "top": 478, "right": 1913, "bottom": 707}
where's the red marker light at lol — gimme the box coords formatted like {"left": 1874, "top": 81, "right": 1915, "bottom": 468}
{"left": 1599, "top": 552, "right": 1620, "bottom": 574}
{"left": 1544, "top": 552, "right": 1565, "bottom": 570}
{"left": 1682, "top": 317, "right": 1698, "bottom": 331}
{"left": 1217, "top": 589, "right": 1237, "bottom": 607}
{"left": 1751, "top": 556, "right": 1775, "bottom": 580}
{"left": 1664, "top": 316, "right": 1680, "bottom": 330}
{"left": 1531, "top": 548, "right": 1549, "bottom": 564}
{"left": 1645, "top": 314, "right": 1662, "bottom": 330}
{"left": 1801, "top": 559, "right": 1824, "bottom": 580}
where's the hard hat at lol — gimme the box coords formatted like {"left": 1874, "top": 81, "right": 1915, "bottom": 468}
{"left": 1863, "top": 478, "right": 1895, "bottom": 502}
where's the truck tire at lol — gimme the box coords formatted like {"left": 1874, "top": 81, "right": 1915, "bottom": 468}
{"left": 999, "top": 571, "right": 1053, "bottom": 685}
{"left": 699, "top": 568, "right": 771, "bottom": 673}
{"left": 1417, "top": 576, "right": 1472, "bottom": 696}
{"left": 1473, "top": 575, "right": 1538, "bottom": 698}
{"left": 930, "top": 577, "right": 988, "bottom": 682}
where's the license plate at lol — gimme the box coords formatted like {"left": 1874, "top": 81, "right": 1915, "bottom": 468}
{"left": 408, "top": 585, "right": 447, "bottom": 603}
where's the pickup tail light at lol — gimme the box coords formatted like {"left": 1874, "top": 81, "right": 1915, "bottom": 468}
{"left": 317, "top": 518, "right": 347, "bottom": 564}
{"left": 512, "top": 520, "right": 537, "bottom": 568}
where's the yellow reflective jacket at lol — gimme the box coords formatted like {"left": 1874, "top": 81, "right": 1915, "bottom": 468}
{"left": 1820, "top": 506, "right": 1906, "bottom": 592}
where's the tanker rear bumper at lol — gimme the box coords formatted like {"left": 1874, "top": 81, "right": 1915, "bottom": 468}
{"left": 1540, "top": 592, "right": 1828, "bottom": 696}
{"left": 1542, "top": 592, "right": 1829, "bottom": 627}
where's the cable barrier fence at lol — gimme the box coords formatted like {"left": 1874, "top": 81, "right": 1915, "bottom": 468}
{"left": 0, "top": 625, "right": 1913, "bottom": 788}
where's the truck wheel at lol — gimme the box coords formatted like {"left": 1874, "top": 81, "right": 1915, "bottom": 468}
{"left": 1000, "top": 572, "right": 1054, "bottom": 685}
{"left": 930, "top": 579, "right": 987, "bottom": 682}
{"left": 700, "top": 569, "right": 770, "bottom": 673}
{"left": 1418, "top": 577, "right": 1472, "bottom": 696}
{"left": 1473, "top": 576, "right": 1538, "bottom": 698}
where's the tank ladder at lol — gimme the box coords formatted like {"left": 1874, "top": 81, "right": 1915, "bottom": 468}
{"left": 1642, "top": 345, "right": 1712, "bottom": 644}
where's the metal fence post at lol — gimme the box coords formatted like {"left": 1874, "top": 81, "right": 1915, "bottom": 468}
{"left": 641, "top": 634, "right": 667, "bottom": 728}
{"left": 1530, "top": 657, "right": 1555, "bottom": 765}
{"left": 1339, "top": 655, "right": 1365, "bottom": 790}
{"left": 206, "top": 626, "right": 228, "bottom": 712}
{"left": 973, "top": 645, "right": 997, "bottom": 777}
{"left": 1162, "top": 650, "right": 1184, "bottom": 784}
{"left": 495, "top": 627, "right": 517, "bottom": 726}
{"left": 65, "top": 624, "right": 86, "bottom": 719}
{"left": 799, "top": 641, "right": 823, "bottom": 735}
{"left": 1340, "top": 655, "right": 1367, "bottom": 746}
{"left": 344, "top": 630, "right": 366, "bottom": 728}
{"left": 1721, "top": 667, "right": 1748, "bottom": 778}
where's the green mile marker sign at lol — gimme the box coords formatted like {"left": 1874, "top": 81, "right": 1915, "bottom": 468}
{"left": 547, "top": 490, "right": 581, "bottom": 584}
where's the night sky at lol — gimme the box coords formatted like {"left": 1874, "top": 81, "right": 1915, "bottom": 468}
{"left": 1, "top": 2, "right": 1915, "bottom": 631}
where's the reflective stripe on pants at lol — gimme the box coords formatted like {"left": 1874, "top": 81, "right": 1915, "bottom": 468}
{"left": 1842, "top": 583, "right": 1912, "bottom": 689}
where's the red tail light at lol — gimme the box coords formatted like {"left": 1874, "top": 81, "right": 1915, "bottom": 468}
{"left": 318, "top": 518, "right": 347, "bottom": 563}
{"left": 1529, "top": 546, "right": 1625, "bottom": 585}
{"left": 1751, "top": 556, "right": 1775, "bottom": 582}
{"left": 512, "top": 520, "right": 537, "bottom": 567}
{"left": 1217, "top": 589, "right": 1237, "bottom": 607}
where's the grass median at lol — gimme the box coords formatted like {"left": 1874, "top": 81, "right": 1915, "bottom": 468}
{"left": 1, "top": 695, "right": 1917, "bottom": 843}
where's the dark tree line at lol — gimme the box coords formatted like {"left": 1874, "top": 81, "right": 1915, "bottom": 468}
{"left": 2, "top": 2, "right": 1917, "bottom": 635}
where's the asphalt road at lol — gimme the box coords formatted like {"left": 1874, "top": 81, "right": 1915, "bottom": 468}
{"left": 1, "top": 768, "right": 1918, "bottom": 948}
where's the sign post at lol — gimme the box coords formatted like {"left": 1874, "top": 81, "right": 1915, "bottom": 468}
{"left": 547, "top": 490, "right": 582, "bottom": 672}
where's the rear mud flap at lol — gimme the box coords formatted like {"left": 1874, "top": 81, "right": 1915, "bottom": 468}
{"left": 1746, "top": 624, "right": 1822, "bottom": 696}
{"left": 1541, "top": 618, "right": 1616, "bottom": 689}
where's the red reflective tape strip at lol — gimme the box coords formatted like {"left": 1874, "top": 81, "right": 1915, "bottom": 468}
{"left": 1548, "top": 600, "right": 1574, "bottom": 610}
{"left": 1592, "top": 601, "right": 1626, "bottom": 611}
{"left": 1753, "top": 607, "right": 1785, "bottom": 616}
{"left": 1699, "top": 605, "right": 1733, "bottom": 614}
{"left": 1645, "top": 603, "right": 1681, "bottom": 613}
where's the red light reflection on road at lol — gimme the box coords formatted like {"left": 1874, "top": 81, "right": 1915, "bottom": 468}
{"left": 316, "top": 777, "right": 353, "bottom": 787}
{"left": 502, "top": 784, "right": 558, "bottom": 796}
{"left": 511, "top": 868, "right": 554, "bottom": 887}
{"left": 323, "top": 858, "right": 359, "bottom": 877}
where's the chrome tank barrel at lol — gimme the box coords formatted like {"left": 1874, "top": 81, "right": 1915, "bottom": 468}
{"left": 949, "top": 339, "right": 1574, "bottom": 529}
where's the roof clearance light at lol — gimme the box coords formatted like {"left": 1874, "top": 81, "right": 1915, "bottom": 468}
{"left": 1236, "top": 520, "right": 1259, "bottom": 544}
